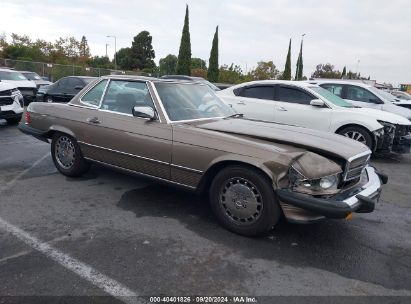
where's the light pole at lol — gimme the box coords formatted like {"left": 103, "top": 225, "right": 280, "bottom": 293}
{"left": 106, "top": 35, "right": 117, "bottom": 70}
{"left": 105, "top": 43, "right": 109, "bottom": 58}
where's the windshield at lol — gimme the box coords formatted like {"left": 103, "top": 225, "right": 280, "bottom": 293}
{"left": 0, "top": 70, "right": 28, "bottom": 81}
{"left": 369, "top": 87, "right": 399, "bottom": 103}
{"left": 154, "top": 82, "right": 235, "bottom": 121}
{"left": 22, "top": 72, "right": 41, "bottom": 80}
{"left": 310, "top": 86, "right": 354, "bottom": 108}
{"left": 200, "top": 79, "right": 221, "bottom": 91}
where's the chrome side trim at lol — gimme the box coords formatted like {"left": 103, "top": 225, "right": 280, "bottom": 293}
{"left": 84, "top": 157, "right": 196, "bottom": 189}
{"left": 170, "top": 163, "right": 203, "bottom": 174}
{"left": 148, "top": 81, "right": 172, "bottom": 123}
{"left": 78, "top": 141, "right": 169, "bottom": 166}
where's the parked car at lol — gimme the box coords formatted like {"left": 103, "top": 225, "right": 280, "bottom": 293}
{"left": 0, "top": 82, "right": 24, "bottom": 124}
{"left": 390, "top": 91, "right": 411, "bottom": 101}
{"left": 36, "top": 76, "right": 96, "bottom": 103}
{"left": 0, "top": 68, "right": 37, "bottom": 106}
{"left": 19, "top": 75, "right": 387, "bottom": 236}
{"left": 311, "top": 80, "right": 411, "bottom": 120}
{"left": 20, "top": 71, "right": 52, "bottom": 88}
{"left": 161, "top": 75, "right": 221, "bottom": 91}
{"left": 378, "top": 89, "right": 411, "bottom": 110}
{"left": 217, "top": 80, "right": 411, "bottom": 154}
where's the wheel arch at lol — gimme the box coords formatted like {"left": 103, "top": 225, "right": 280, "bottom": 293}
{"left": 335, "top": 123, "right": 376, "bottom": 150}
{"left": 46, "top": 126, "right": 76, "bottom": 139}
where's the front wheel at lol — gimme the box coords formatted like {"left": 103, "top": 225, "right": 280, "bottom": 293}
{"left": 337, "top": 126, "right": 373, "bottom": 150}
{"left": 51, "top": 133, "right": 90, "bottom": 177}
{"left": 45, "top": 95, "right": 53, "bottom": 103}
{"left": 209, "top": 165, "right": 281, "bottom": 236}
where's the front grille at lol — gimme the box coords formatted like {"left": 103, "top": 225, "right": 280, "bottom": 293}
{"left": 343, "top": 152, "right": 371, "bottom": 181}
{"left": 19, "top": 88, "right": 36, "bottom": 96}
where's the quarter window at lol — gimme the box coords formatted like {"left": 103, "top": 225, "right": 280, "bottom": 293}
{"left": 240, "top": 86, "right": 274, "bottom": 100}
{"left": 81, "top": 79, "right": 108, "bottom": 106}
{"left": 320, "top": 84, "right": 343, "bottom": 97}
{"left": 346, "top": 85, "right": 380, "bottom": 103}
{"left": 277, "top": 86, "right": 314, "bottom": 105}
{"left": 101, "top": 80, "right": 154, "bottom": 115}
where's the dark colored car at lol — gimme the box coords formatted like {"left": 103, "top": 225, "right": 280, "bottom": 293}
{"left": 161, "top": 75, "right": 221, "bottom": 91}
{"left": 19, "top": 75, "right": 387, "bottom": 236}
{"left": 36, "top": 76, "right": 96, "bottom": 103}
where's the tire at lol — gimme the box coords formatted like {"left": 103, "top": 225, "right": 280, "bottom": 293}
{"left": 45, "top": 95, "right": 53, "bottom": 103}
{"left": 51, "top": 133, "right": 90, "bottom": 177}
{"left": 6, "top": 117, "right": 21, "bottom": 125}
{"left": 209, "top": 165, "right": 281, "bottom": 236}
{"left": 337, "top": 126, "right": 373, "bottom": 150}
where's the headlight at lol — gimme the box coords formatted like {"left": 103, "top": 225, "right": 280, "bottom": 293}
{"left": 377, "top": 120, "right": 396, "bottom": 134}
{"left": 288, "top": 166, "right": 340, "bottom": 195}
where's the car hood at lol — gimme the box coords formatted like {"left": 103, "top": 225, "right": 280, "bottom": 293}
{"left": 381, "top": 102, "right": 411, "bottom": 120}
{"left": 0, "top": 82, "right": 18, "bottom": 91}
{"left": 345, "top": 107, "right": 411, "bottom": 125}
{"left": 1, "top": 80, "right": 36, "bottom": 89}
{"left": 192, "top": 118, "right": 370, "bottom": 161}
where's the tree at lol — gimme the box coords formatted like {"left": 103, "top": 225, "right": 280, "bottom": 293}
{"left": 311, "top": 63, "right": 341, "bottom": 79}
{"left": 219, "top": 64, "right": 244, "bottom": 84}
{"left": 295, "top": 40, "right": 303, "bottom": 80}
{"left": 115, "top": 47, "right": 133, "bottom": 70}
{"left": 159, "top": 54, "right": 178, "bottom": 75}
{"left": 130, "top": 31, "right": 156, "bottom": 70}
{"left": 78, "top": 36, "right": 91, "bottom": 65}
{"left": 249, "top": 61, "right": 280, "bottom": 80}
{"left": 282, "top": 38, "right": 292, "bottom": 80}
{"left": 341, "top": 66, "right": 347, "bottom": 78}
{"left": 191, "top": 57, "right": 206, "bottom": 70}
{"left": 176, "top": 5, "right": 191, "bottom": 75}
{"left": 207, "top": 26, "right": 219, "bottom": 82}
{"left": 87, "top": 56, "right": 113, "bottom": 69}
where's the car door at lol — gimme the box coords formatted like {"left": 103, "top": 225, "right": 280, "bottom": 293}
{"left": 50, "top": 78, "right": 70, "bottom": 102}
{"left": 343, "top": 85, "right": 384, "bottom": 110}
{"left": 88, "top": 79, "right": 172, "bottom": 180}
{"left": 273, "top": 85, "right": 332, "bottom": 132}
{"left": 65, "top": 77, "right": 84, "bottom": 102}
{"left": 230, "top": 85, "right": 275, "bottom": 122}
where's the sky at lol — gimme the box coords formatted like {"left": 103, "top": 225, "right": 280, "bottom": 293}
{"left": 1, "top": 0, "right": 410, "bottom": 84}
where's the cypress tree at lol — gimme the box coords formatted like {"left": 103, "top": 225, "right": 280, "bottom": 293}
{"left": 297, "top": 40, "right": 303, "bottom": 80}
{"left": 342, "top": 66, "right": 347, "bottom": 78}
{"left": 176, "top": 5, "right": 192, "bottom": 75}
{"left": 282, "top": 38, "right": 292, "bottom": 80}
{"left": 207, "top": 26, "right": 219, "bottom": 82}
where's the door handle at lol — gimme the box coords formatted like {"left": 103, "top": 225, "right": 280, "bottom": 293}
{"left": 86, "top": 117, "right": 101, "bottom": 124}
{"left": 277, "top": 106, "right": 288, "bottom": 111}
{"left": 237, "top": 101, "right": 246, "bottom": 105}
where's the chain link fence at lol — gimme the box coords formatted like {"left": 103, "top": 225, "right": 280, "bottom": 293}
{"left": 0, "top": 58, "right": 144, "bottom": 82}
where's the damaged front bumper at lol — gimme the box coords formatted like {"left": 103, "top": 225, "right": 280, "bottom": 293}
{"left": 277, "top": 166, "right": 387, "bottom": 223}
{"left": 375, "top": 123, "right": 411, "bottom": 154}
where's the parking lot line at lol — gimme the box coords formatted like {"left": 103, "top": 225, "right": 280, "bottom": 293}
{"left": 0, "top": 152, "right": 142, "bottom": 304}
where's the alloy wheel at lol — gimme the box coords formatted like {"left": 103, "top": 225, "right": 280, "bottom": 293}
{"left": 55, "top": 136, "right": 76, "bottom": 169}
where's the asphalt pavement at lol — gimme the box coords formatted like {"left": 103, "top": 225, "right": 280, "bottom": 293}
{"left": 0, "top": 120, "right": 410, "bottom": 303}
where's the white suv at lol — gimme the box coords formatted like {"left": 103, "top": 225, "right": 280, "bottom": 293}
{"left": 0, "top": 82, "right": 24, "bottom": 124}
{"left": 217, "top": 80, "right": 411, "bottom": 154}
{"left": 312, "top": 80, "right": 411, "bottom": 120}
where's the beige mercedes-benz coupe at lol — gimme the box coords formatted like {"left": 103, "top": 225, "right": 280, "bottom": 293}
{"left": 19, "top": 75, "right": 387, "bottom": 236}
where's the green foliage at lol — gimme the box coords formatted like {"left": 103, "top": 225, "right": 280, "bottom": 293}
{"left": 191, "top": 68, "right": 207, "bottom": 78}
{"left": 282, "top": 39, "right": 292, "bottom": 80}
{"left": 159, "top": 54, "right": 178, "bottom": 75}
{"left": 130, "top": 31, "right": 156, "bottom": 70}
{"left": 191, "top": 57, "right": 206, "bottom": 70}
{"left": 295, "top": 40, "right": 303, "bottom": 80}
{"left": 249, "top": 61, "right": 279, "bottom": 80}
{"left": 219, "top": 64, "right": 244, "bottom": 84}
{"left": 207, "top": 26, "right": 219, "bottom": 82}
{"left": 115, "top": 48, "right": 133, "bottom": 70}
{"left": 87, "top": 56, "right": 113, "bottom": 69}
{"left": 341, "top": 66, "right": 347, "bottom": 78}
{"left": 311, "top": 63, "right": 342, "bottom": 79}
{"left": 176, "top": 5, "right": 192, "bottom": 75}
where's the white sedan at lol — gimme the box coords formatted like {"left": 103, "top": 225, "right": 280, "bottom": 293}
{"left": 217, "top": 80, "right": 411, "bottom": 154}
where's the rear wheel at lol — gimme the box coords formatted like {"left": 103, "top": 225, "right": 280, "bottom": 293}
{"left": 51, "top": 133, "right": 90, "bottom": 177}
{"left": 337, "top": 126, "right": 373, "bottom": 150}
{"left": 45, "top": 95, "right": 53, "bottom": 103}
{"left": 209, "top": 165, "right": 281, "bottom": 236}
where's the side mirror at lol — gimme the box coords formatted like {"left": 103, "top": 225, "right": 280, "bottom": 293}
{"left": 132, "top": 106, "right": 155, "bottom": 120}
{"left": 74, "top": 86, "right": 84, "bottom": 90}
{"left": 310, "top": 99, "right": 325, "bottom": 107}
{"left": 369, "top": 98, "right": 383, "bottom": 104}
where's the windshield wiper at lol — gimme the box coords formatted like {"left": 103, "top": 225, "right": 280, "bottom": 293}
{"left": 225, "top": 113, "right": 244, "bottom": 119}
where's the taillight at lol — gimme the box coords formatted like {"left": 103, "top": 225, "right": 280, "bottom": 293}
{"left": 25, "top": 111, "right": 31, "bottom": 124}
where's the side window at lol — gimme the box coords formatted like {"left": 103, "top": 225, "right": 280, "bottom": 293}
{"left": 321, "top": 84, "right": 343, "bottom": 97}
{"left": 67, "top": 78, "right": 84, "bottom": 93}
{"left": 101, "top": 80, "right": 155, "bottom": 115}
{"left": 346, "top": 85, "right": 379, "bottom": 103}
{"left": 239, "top": 86, "right": 274, "bottom": 100}
{"left": 57, "top": 78, "right": 70, "bottom": 90}
{"left": 277, "top": 86, "right": 314, "bottom": 105}
{"left": 81, "top": 80, "right": 108, "bottom": 106}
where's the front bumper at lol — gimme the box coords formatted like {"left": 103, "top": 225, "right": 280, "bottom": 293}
{"left": 375, "top": 124, "right": 411, "bottom": 154}
{"left": 277, "top": 166, "right": 386, "bottom": 222}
